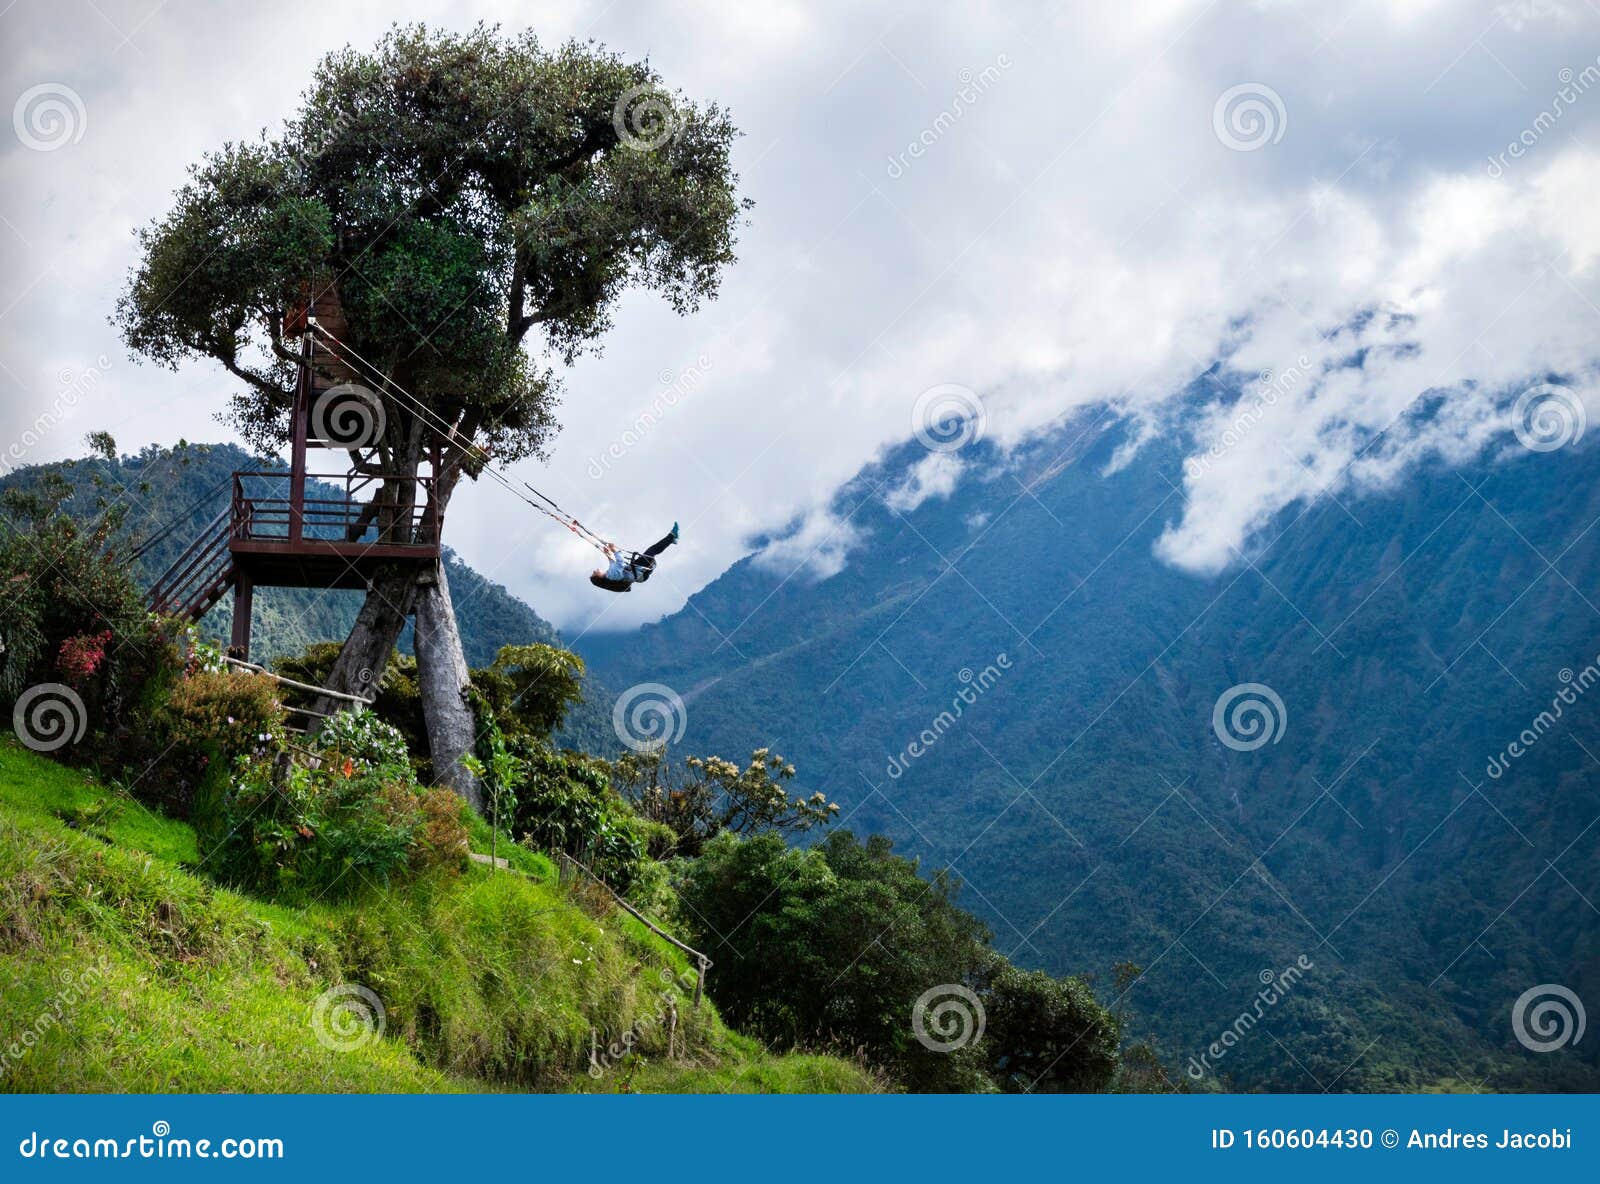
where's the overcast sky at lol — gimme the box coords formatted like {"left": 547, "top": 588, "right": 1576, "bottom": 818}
{"left": 3, "top": 0, "right": 1599, "bottom": 635}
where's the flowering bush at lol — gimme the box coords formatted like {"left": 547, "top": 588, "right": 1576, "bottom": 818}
{"left": 315, "top": 706, "right": 410, "bottom": 774}
{"left": 56, "top": 630, "right": 113, "bottom": 683}
{"left": 146, "top": 669, "right": 284, "bottom": 817}
{"left": 207, "top": 732, "right": 468, "bottom": 898}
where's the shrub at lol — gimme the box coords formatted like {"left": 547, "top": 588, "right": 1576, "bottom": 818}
{"left": 144, "top": 669, "right": 284, "bottom": 817}
{"left": 315, "top": 706, "right": 410, "bottom": 773}
{"left": 680, "top": 830, "right": 1121, "bottom": 1093}
{"left": 204, "top": 705, "right": 466, "bottom": 899}
{"left": 209, "top": 755, "right": 464, "bottom": 899}
{"left": 0, "top": 487, "right": 167, "bottom": 746}
{"left": 507, "top": 739, "right": 653, "bottom": 888}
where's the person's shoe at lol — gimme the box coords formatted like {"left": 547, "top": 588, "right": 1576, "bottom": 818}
{"left": 671, "top": 521, "right": 680, "bottom": 540}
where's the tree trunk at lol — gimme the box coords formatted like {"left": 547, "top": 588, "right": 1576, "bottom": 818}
{"left": 413, "top": 560, "right": 483, "bottom": 812}
{"left": 317, "top": 565, "right": 419, "bottom": 711}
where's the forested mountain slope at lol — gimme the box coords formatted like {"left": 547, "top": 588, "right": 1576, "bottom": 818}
{"left": 581, "top": 397, "right": 1600, "bottom": 1091}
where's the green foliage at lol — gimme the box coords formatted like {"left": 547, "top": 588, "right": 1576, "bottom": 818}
{"left": 116, "top": 23, "right": 749, "bottom": 491}
{"left": 474, "top": 643, "right": 587, "bottom": 738}
{"left": 315, "top": 704, "right": 410, "bottom": 770}
{"left": 206, "top": 709, "right": 467, "bottom": 900}
{"left": 0, "top": 463, "right": 164, "bottom": 724}
{"left": 507, "top": 739, "right": 658, "bottom": 887}
{"left": 679, "top": 829, "right": 1118, "bottom": 1092}
{"left": 143, "top": 668, "right": 284, "bottom": 818}
{"left": 0, "top": 740, "right": 875, "bottom": 1093}
{"left": 610, "top": 746, "right": 840, "bottom": 858}
{"left": 976, "top": 957, "right": 1120, "bottom": 1093}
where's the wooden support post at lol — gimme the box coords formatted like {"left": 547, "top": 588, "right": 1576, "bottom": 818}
{"left": 229, "top": 573, "right": 254, "bottom": 662}
{"left": 694, "top": 955, "right": 709, "bottom": 1009}
{"left": 288, "top": 323, "right": 311, "bottom": 546}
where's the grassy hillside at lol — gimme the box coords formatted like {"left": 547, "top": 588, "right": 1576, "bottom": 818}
{"left": 0, "top": 740, "right": 875, "bottom": 1094}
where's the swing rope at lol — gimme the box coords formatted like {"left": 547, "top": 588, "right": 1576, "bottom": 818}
{"left": 305, "top": 321, "right": 625, "bottom": 557}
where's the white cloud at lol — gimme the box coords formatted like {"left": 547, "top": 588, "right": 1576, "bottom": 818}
{"left": 3, "top": 1, "right": 1598, "bottom": 633}
{"left": 751, "top": 507, "right": 864, "bottom": 581}
{"left": 883, "top": 451, "right": 966, "bottom": 512}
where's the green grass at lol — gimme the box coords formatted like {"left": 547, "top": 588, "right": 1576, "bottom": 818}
{"left": 0, "top": 740, "right": 878, "bottom": 1094}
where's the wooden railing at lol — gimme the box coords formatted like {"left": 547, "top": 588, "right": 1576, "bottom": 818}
{"left": 230, "top": 471, "right": 443, "bottom": 550}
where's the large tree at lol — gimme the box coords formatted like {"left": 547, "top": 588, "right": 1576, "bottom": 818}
{"left": 117, "top": 24, "right": 748, "bottom": 806}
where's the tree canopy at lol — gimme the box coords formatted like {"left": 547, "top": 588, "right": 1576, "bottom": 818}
{"left": 117, "top": 23, "right": 750, "bottom": 475}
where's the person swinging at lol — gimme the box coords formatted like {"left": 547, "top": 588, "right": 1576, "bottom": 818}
{"left": 590, "top": 523, "right": 679, "bottom": 593}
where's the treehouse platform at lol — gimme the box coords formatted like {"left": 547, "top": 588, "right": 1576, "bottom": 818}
{"left": 144, "top": 277, "right": 444, "bottom": 659}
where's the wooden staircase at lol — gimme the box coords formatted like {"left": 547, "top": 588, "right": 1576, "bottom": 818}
{"left": 146, "top": 508, "right": 234, "bottom": 622}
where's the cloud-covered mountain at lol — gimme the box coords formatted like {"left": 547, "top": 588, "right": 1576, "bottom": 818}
{"left": 582, "top": 387, "right": 1600, "bottom": 1091}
